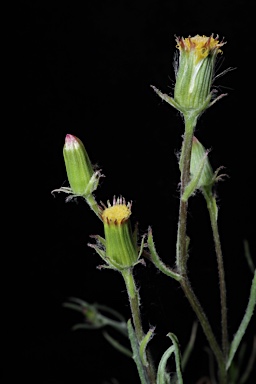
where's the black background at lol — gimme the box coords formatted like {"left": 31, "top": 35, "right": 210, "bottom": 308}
{"left": 15, "top": 1, "right": 255, "bottom": 383}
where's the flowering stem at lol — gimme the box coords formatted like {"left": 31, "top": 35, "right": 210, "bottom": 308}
{"left": 122, "top": 268, "right": 156, "bottom": 384}
{"left": 176, "top": 112, "right": 197, "bottom": 274}
{"left": 203, "top": 188, "right": 229, "bottom": 360}
{"left": 176, "top": 112, "right": 227, "bottom": 384}
{"left": 122, "top": 268, "right": 144, "bottom": 340}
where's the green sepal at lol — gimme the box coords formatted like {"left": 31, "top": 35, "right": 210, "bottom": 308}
{"left": 151, "top": 85, "right": 213, "bottom": 119}
{"left": 88, "top": 240, "right": 140, "bottom": 272}
{"left": 89, "top": 234, "right": 106, "bottom": 248}
{"left": 51, "top": 170, "right": 102, "bottom": 201}
{"left": 151, "top": 85, "right": 183, "bottom": 113}
{"left": 87, "top": 242, "right": 109, "bottom": 265}
{"left": 51, "top": 170, "right": 103, "bottom": 219}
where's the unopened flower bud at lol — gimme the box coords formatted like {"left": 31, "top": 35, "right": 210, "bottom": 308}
{"left": 63, "top": 134, "right": 94, "bottom": 195}
{"left": 101, "top": 197, "right": 138, "bottom": 269}
{"left": 191, "top": 136, "right": 213, "bottom": 188}
{"left": 174, "top": 35, "right": 224, "bottom": 113}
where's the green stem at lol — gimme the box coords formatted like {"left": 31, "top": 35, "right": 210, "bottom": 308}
{"left": 203, "top": 189, "right": 229, "bottom": 360}
{"left": 180, "top": 278, "right": 227, "bottom": 384}
{"left": 176, "top": 112, "right": 227, "bottom": 383}
{"left": 176, "top": 113, "right": 196, "bottom": 275}
{"left": 85, "top": 194, "right": 102, "bottom": 220}
{"left": 122, "top": 268, "right": 156, "bottom": 384}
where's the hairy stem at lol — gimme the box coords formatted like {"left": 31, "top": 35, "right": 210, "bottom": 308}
{"left": 176, "top": 113, "right": 196, "bottom": 275}
{"left": 85, "top": 194, "right": 103, "bottom": 220}
{"left": 203, "top": 189, "right": 229, "bottom": 360}
{"left": 180, "top": 278, "right": 227, "bottom": 383}
{"left": 176, "top": 112, "right": 227, "bottom": 383}
{"left": 122, "top": 268, "right": 156, "bottom": 384}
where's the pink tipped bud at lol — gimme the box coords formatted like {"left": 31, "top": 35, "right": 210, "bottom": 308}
{"left": 63, "top": 134, "right": 94, "bottom": 195}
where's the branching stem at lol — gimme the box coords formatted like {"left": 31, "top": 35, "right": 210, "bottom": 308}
{"left": 176, "top": 112, "right": 227, "bottom": 384}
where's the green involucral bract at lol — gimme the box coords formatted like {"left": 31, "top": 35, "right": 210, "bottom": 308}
{"left": 102, "top": 197, "right": 138, "bottom": 270}
{"left": 174, "top": 35, "right": 224, "bottom": 112}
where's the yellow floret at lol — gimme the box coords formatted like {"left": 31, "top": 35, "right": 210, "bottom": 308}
{"left": 102, "top": 204, "right": 131, "bottom": 224}
{"left": 177, "top": 34, "right": 223, "bottom": 63}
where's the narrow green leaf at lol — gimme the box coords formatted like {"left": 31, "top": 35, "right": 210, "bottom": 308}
{"left": 127, "top": 319, "right": 150, "bottom": 384}
{"left": 167, "top": 333, "right": 183, "bottom": 384}
{"left": 243, "top": 240, "right": 255, "bottom": 274}
{"left": 157, "top": 344, "right": 175, "bottom": 384}
{"left": 139, "top": 327, "right": 155, "bottom": 366}
{"left": 226, "top": 270, "right": 256, "bottom": 370}
{"left": 102, "top": 331, "right": 132, "bottom": 358}
{"left": 157, "top": 333, "right": 183, "bottom": 384}
{"left": 181, "top": 321, "right": 198, "bottom": 370}
{"left": 147, "top": 228, "right": 182, "bottom": 281}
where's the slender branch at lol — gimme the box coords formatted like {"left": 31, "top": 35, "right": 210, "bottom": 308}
{"left": 203, "top": 189, "right": 229, "bottom": 360}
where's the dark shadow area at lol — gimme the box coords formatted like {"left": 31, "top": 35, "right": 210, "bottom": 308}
{"left": 14, "top": 1, "right": 255, "bottom": 383}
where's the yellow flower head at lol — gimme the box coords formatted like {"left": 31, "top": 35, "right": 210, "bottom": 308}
{"left": 174, "top": 34, "right": 225, "bottom": 112}
{"left": 102, "top": 196, "right": 132, "bottom": 225}
{"left": 101, "top": 197, "right": 137, "bottom": 269}
{"left": 176, "top": 34, "right": 224, "bottom": 64}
